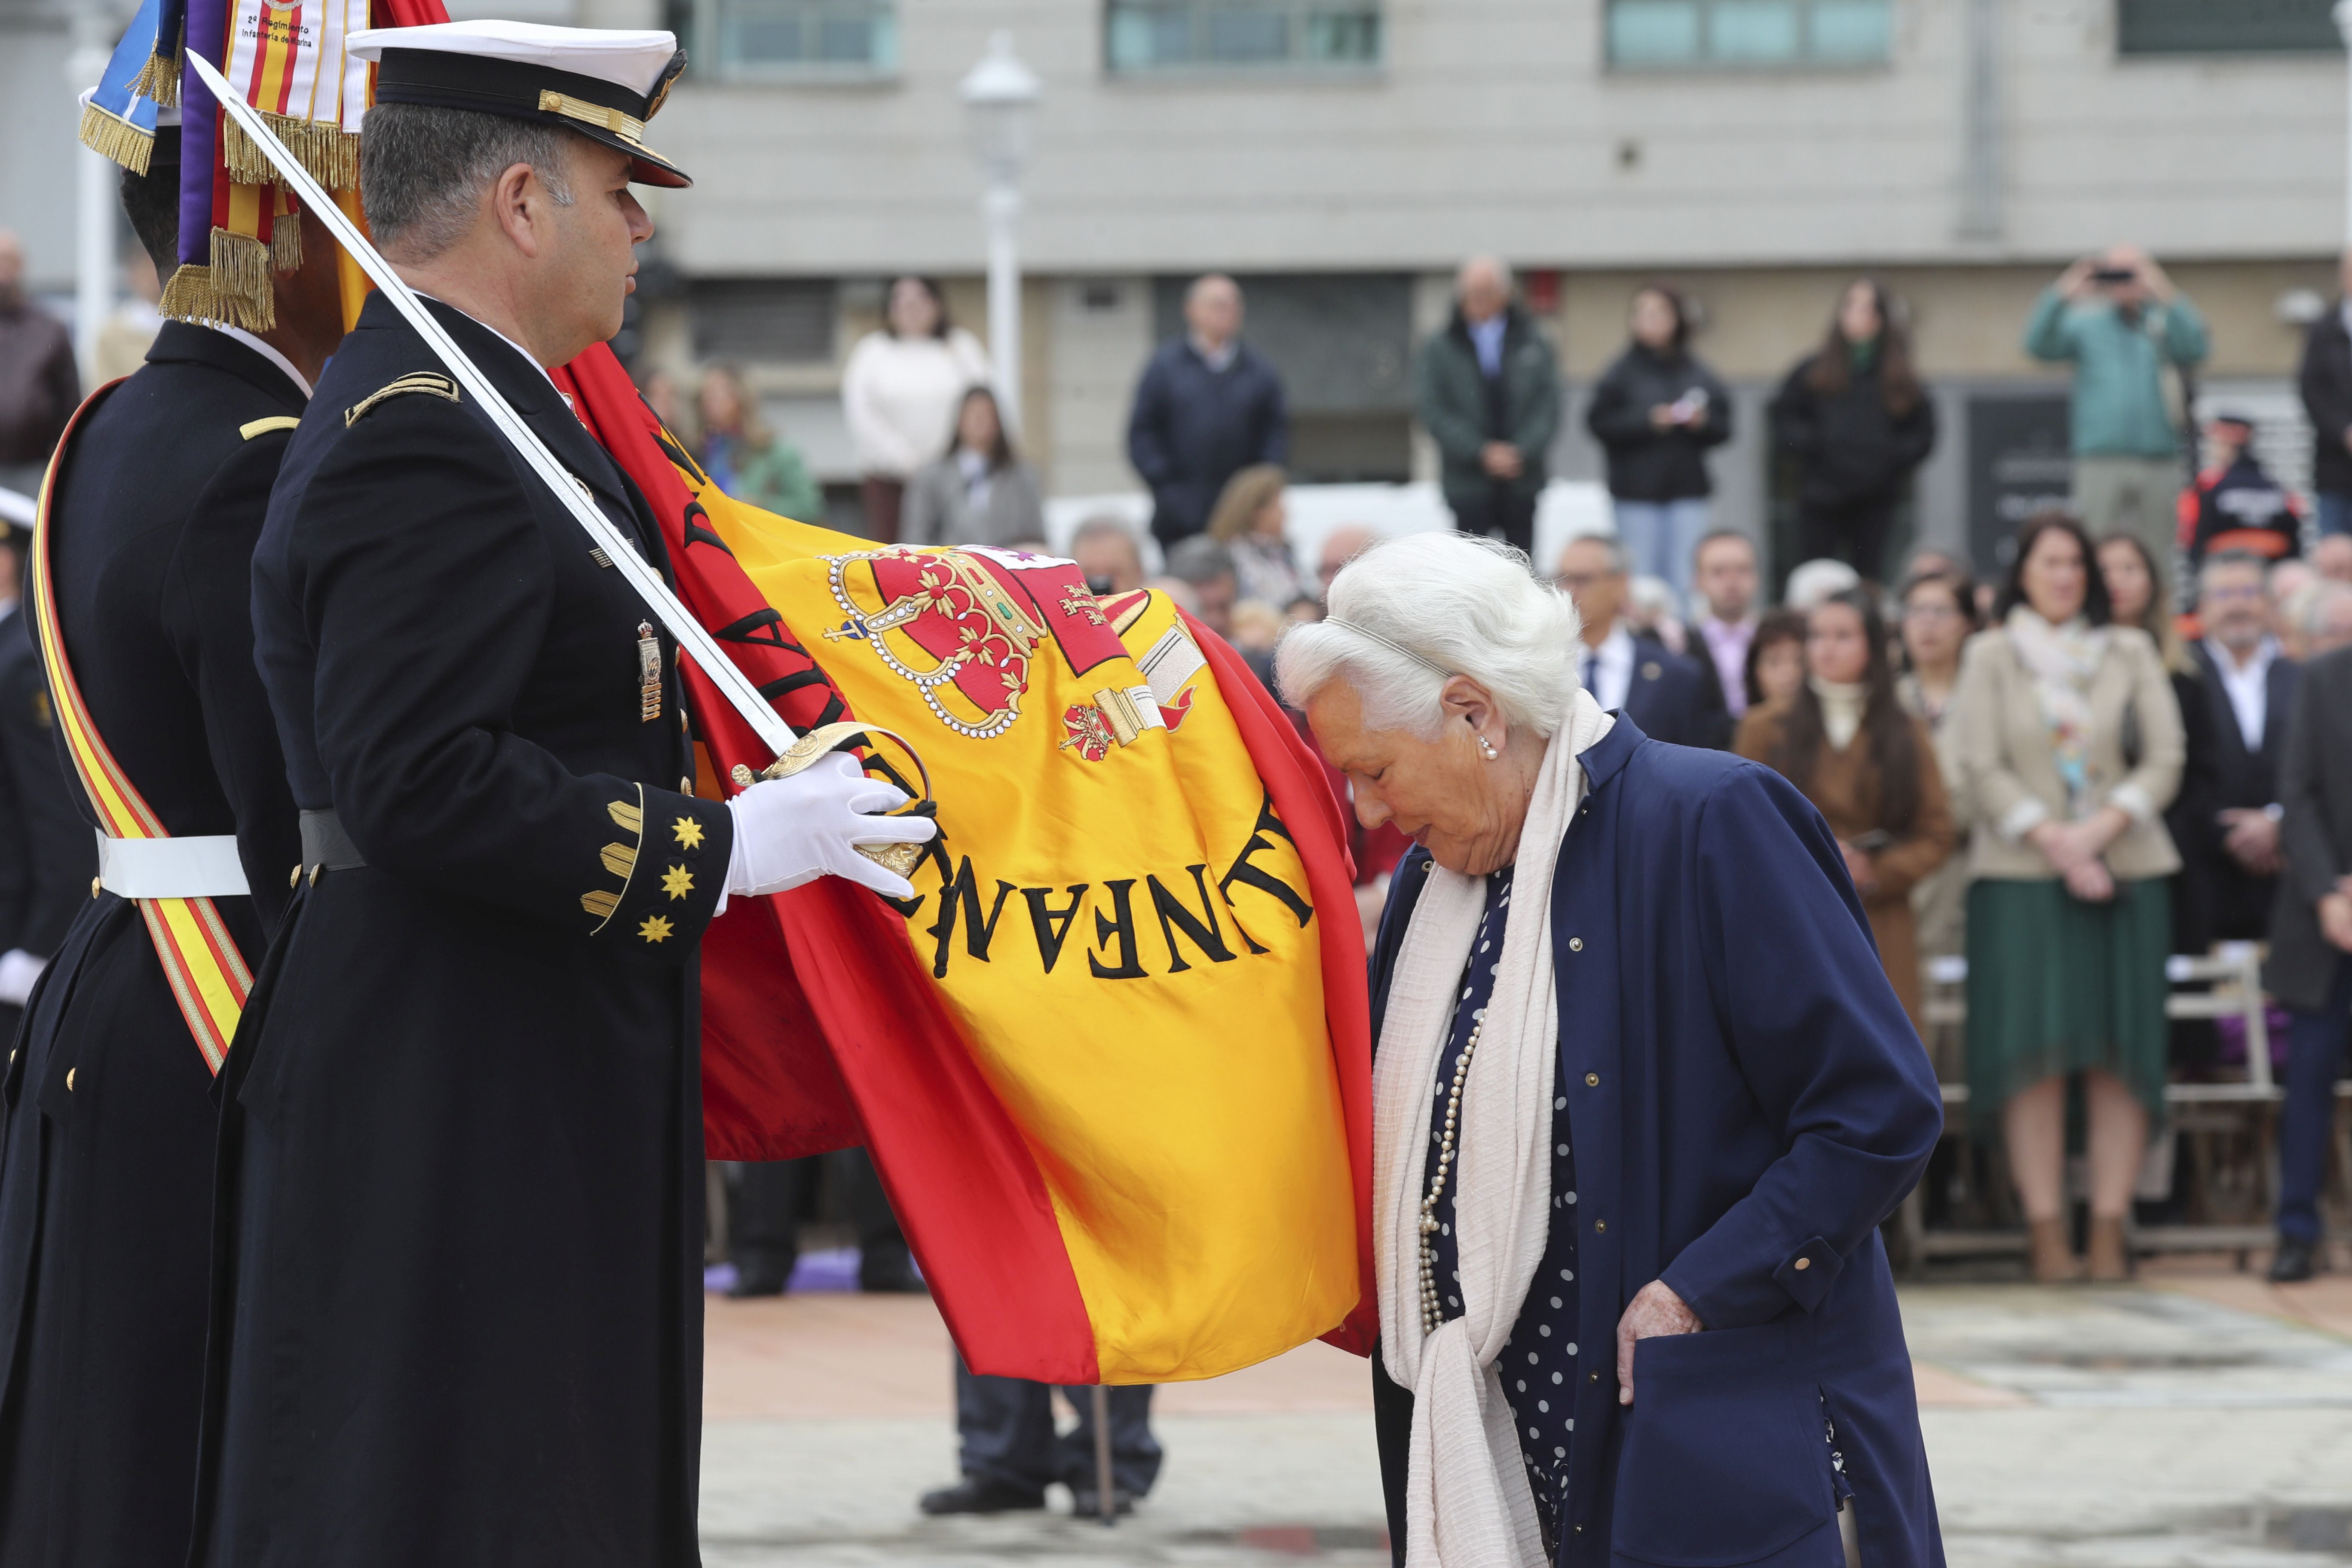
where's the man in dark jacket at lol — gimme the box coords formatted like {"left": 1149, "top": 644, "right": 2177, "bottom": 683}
{"left": 2265, "top": 643, "right": 2352, "bottom": 1281}
{"left": 2297, "top": 251, "right": 2352, "bottom": 542}
{"left": 2178, "top": 413, "right": 2302, "bottom": 568}
{"left": 1124, "top": 275, "right": 1287, "bottom": 547}
{"left": 0, "top": 117, "right": 334, "bottom": 1568}
{"left": 1556, "top": 532, "right": 1729, "bottom": 750}
{"left": 1412, "top": 256, "right": 1561, "bottom": 555}
{"left": 0, "top": 231, "right": 80, "bottom": 496}
{"left": 2184, "top": 552, "right": 2298, "bottom": 945}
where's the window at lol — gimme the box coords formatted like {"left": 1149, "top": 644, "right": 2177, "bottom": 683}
{"left": 2118, "top": 0, "right": 2341, "bottom": 55}
{"left": 1106, "top": 0, "right": 1382, "bottom": 74}
{"left": 690, "top": 280, "right": 838, "bottom": 363}
{"left": 688, "top": 0, "right": 897, "bottom": 80}
{"left": 1605, "top": 0, "right": 1890, "bottom": 69}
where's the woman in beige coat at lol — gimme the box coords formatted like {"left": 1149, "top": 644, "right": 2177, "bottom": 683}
{"left": 1949, "top": 513, "right": 2183, "bottom": 1283}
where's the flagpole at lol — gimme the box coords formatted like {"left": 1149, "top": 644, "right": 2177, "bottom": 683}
{"left": 184, "top": 50, "right": 798, "bottom": 762}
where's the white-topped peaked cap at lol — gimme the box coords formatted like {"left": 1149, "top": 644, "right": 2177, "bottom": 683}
{"left": 348, "top": 21, "right": 691, "bottom": 188}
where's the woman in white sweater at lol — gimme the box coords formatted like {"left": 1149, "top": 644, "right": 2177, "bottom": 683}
{"left": 841, "top": 276, "right": 990, "bottom": 543}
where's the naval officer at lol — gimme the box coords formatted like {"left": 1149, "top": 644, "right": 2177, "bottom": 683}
{"left": 0, "top": 107, "right": 344, "bottom": 1568}
{"left": 191, "top": 23, "right": 934, "bottom": 1566}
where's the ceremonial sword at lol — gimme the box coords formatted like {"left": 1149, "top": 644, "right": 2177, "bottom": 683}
{"left": 188, "top": 52, "right": 930, "bottom": 872}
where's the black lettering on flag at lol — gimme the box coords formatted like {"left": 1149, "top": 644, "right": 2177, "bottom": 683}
{"left": 1022, "top": 884, "right": 1089, "bottom": 974}
{"left": 1219, "top": 793, "right": 1314, "bottom": 933}
{"left": 1088, "top": 879, "right": 1149, "bottom": 979}
{"left": 927, "top": 856, "right": 1015, "bottom": 978}
{"left": 1149, "top": 865, "right": 1237, "bottom": 974}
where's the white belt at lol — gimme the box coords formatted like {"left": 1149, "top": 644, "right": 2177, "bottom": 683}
{"left": 94, "top": 832, "right": 252, "bottom": 900}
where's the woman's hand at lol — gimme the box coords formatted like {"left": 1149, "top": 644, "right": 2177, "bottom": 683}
{"left": 2063, "top": 858, "right": 2116, "bottom": 903}
{"left": 1839, "top": 841, "right": 1877, "bottom": 895}
{"left": 1614, "top": 1280, "right": 1702, "bottom": 1406}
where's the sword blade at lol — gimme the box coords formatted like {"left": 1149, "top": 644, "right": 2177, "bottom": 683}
{"left": 186, "top": 50, "right": 796, "bottom": 760}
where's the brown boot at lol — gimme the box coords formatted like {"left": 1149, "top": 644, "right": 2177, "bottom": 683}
{"left": 2086, "top": 1216, "right": 2131, "bottom": 1282}
{"left": 2029, "top": 1218, "right": 2079, "bottom": 1283}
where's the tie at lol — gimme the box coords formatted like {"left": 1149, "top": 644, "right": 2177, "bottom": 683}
{"left": 1581, "top": 652, "right": 1599, "bottom": 696}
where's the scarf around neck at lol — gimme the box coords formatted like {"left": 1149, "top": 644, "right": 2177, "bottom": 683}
{"left": 1373, "top": 687, "right": 1615, "bottom": 1568}
{"left": 2004, "top": 605, "right": 2109, "bottom": 816}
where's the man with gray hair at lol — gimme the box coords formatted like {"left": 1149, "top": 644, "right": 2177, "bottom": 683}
{"left": 1125, "top": 273, "right": 1289, "bottom": 548}
{"left": 1554, "top": 532, "right": 1728, "bottom": 750}
{"left": 1413, "top": 255, "right": 1561, "bottom": 554}
{"left": 202, "top": 22, "right": 932, "bottom": 1565}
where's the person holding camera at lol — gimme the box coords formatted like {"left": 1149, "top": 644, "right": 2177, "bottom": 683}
{"left": 2025, "top": 245, "right": 2208, "bottom": 569}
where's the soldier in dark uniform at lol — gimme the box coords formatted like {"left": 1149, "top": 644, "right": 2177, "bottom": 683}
{"left": 0, "top": 523, "right": 90, "bottom": 1043}
{"left": 192, "top": 22, "right": 932, "bottom": 1567}
{"left": 0, "top": 107, "right": 344, "bottom": 1567}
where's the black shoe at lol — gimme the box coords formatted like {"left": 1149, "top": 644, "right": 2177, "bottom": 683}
{"left": 2270, "top": 1237, "right": 2320, "bottom": 1283}
{"left": 919, "top": 1477, "right": 1046, "bottom": 1516}
{"left": 861, "top": 1252, "right": 927, "bottom": 1294}
{"left": 726, "top": 1268, "right": 790, "bottom": 1299}
{"left": 1069, "top": 1488, "right": 1136, "bottom": 1519}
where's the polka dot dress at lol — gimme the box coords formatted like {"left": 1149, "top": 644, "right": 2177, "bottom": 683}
{"left": 1422, "top": 865, "right": 1581, "bottom": 1556}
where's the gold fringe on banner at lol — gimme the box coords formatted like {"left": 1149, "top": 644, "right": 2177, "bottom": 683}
{"left": 157, "top": 263, "right": 215, "bottom": 323}
{"left": 207, "top": 227, "right": 275, "bottom": 331}
{"left": 77, "top": 101, "right": 154, "bottom": 176}
{"left": 133, "top": 34, "right": 181, "bottom": 107}
{"left": 224, "top": 113, "right": 361, "bottom": 191}
{"left": 156, "top": 233, "right": 277, "bottom": 332}
{"left": 270, "top": 209, "right": 302, "bottom": 273}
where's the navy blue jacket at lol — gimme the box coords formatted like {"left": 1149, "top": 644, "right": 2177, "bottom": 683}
{"left": 1124, "top": 338, "right": 1288, "bottom": 545}
{"left": 1369, "top": 718, "right": 1945, "bottom": 1568}
{"left": 1615, "top": 634, "right": 1730, "bottom": 752}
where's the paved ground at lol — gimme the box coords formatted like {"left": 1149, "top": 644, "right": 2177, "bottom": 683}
{"left": 699, "top": 1265, "right": 2352, "bottom": 1566}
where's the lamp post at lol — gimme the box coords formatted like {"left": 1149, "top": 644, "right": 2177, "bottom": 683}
{"left": 958, "top": 32, "right": 1040, "bottom": 432}
{"left": 2339, "top": 1, "right": 2352, "bottom": 244}
{"left": 68, "top": 9, "right": 118, "bottom": 377}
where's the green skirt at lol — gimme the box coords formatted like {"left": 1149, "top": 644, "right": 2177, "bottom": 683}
{"left": 1964, "top": 876, "right": 2170, "bottom": 1126}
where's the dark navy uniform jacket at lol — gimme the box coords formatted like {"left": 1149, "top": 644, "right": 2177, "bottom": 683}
{"left": 1369, "top": 718, "right": 1945, "bottom": 1568}
{"left": 193, "top": 294, "right": 733, "bottom": 1568}
{"left": 0, "top": 322, "right": 303, "bottom": 1568}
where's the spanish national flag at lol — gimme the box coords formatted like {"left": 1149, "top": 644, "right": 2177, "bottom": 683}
{"left": 551, "top": 346, "right": 1376, "bottom": 1385}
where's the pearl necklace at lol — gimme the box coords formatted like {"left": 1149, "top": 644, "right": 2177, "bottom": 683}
{"left": 1418, "top": 1007, "right": 1484, "bottom": 1335}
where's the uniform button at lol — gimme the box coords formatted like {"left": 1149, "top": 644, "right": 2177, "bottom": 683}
{"left": 1594, "top": 1219, "right": 1607, "bottom": 1234}
{"left": 1794, "top": 1257, "right": 1812, "bottom": 1271}
{"left": 289, "top": 864, "right": 302, "bottom": 890}
{"left": 65, "top": 1069, "right": 74, "bottom": 1091}
{"left": 1575, "top": 1526, "right": 1585, "bottom": 1535}
{"left": 1568, "top": 937, "right": 1583, "bottom": 952}
{"left": 90, "top": 876, "right": 101, "bottom": 898}
{"left": 680, "top": 775, "right": 693, "bottom": 792}
{"left": 1585, "top": 1072, "right": 1600, "bottom": 1087}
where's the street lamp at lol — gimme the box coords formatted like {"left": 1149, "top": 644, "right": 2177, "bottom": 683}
{"left": 958, "top": 32, "right": 1040, "bottom": 432}
{"left": 2338, "top": 0, "right": 2352, "bottom": 244}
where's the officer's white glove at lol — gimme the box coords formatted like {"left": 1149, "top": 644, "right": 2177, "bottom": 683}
{"left": 0, "top": 949, "right": 44, "bottom": 1009}
{"left": 723, "top": 752, "right": 936, "bottom": 903}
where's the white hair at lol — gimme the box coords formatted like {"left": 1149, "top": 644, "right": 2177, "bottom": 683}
{"left": 1784, "top": 557, "right": 1863, "bottom": 611}
{"left": 1274, "top": 533, "right": 1583, "bottom": 739}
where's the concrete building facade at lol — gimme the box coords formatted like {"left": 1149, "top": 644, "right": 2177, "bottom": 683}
{"left": 6, "top": 0, "right": 2346, "bottom": 576}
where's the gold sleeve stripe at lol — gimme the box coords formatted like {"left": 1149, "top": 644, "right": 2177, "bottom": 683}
{"left": 344, "top": 372, "right": 460, "bottom": 428}
{"left": 239, "top": 415, "right": 300, "bottom": 440}
{"left": 580, "top": 889, "right": 620, "bottom": 920}
{"left": 608, "top": 798, "right": 643, "bottom": 833}
{"left": 601, "top": 842, "right": 637, "bottom": 879}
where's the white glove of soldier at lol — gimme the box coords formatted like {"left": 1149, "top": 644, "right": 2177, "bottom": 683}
{"left": 723, "top": 752, "right": 937, "bottom": 903}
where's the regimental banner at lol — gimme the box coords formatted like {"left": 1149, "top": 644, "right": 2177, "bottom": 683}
{"left": 551, "top": 346, "right": 1377, "bottom": 1385}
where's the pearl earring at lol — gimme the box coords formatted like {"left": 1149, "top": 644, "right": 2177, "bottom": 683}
{"left": 1477, "top": 735, "right": 1500, "bottom": 761}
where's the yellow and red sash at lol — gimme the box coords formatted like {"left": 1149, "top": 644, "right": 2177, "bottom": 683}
{"left": 27, "top": 386, "right": 252, "bottom": 1074}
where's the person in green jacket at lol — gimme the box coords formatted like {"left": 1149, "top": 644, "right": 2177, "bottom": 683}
{"left": 2024, "top": 244, "right": 2208, "bottom": 567}
{"left": 696, "top": 362, "right": 825, "bottom": 523}
{"left": 1412, "top": 256, "right": 1561, "bottom": 556}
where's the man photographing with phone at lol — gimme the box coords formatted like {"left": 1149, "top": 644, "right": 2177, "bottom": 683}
{"left": 2026, "top": 243, "right": 2209, "bottom": 567}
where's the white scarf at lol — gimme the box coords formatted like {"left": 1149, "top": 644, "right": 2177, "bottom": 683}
{"left": 2003, "top": 606, "right": 2109, "bottom": 817}
{"left": 1374, "top": 689, "right": 1615, "bottom": 1568}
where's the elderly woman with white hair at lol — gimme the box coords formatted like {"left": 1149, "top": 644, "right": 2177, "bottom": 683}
{"left": 1276, "top": 533, "right": 1943, "bottom": 1568}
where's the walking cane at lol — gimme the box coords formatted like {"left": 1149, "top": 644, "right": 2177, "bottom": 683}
{"left": 1090, "top": 1385, "right": 1116, "bottom": 1526}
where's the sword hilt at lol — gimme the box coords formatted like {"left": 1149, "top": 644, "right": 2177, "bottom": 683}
{"left": 729, "top": 721, "right": 936, "bottom": 877}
